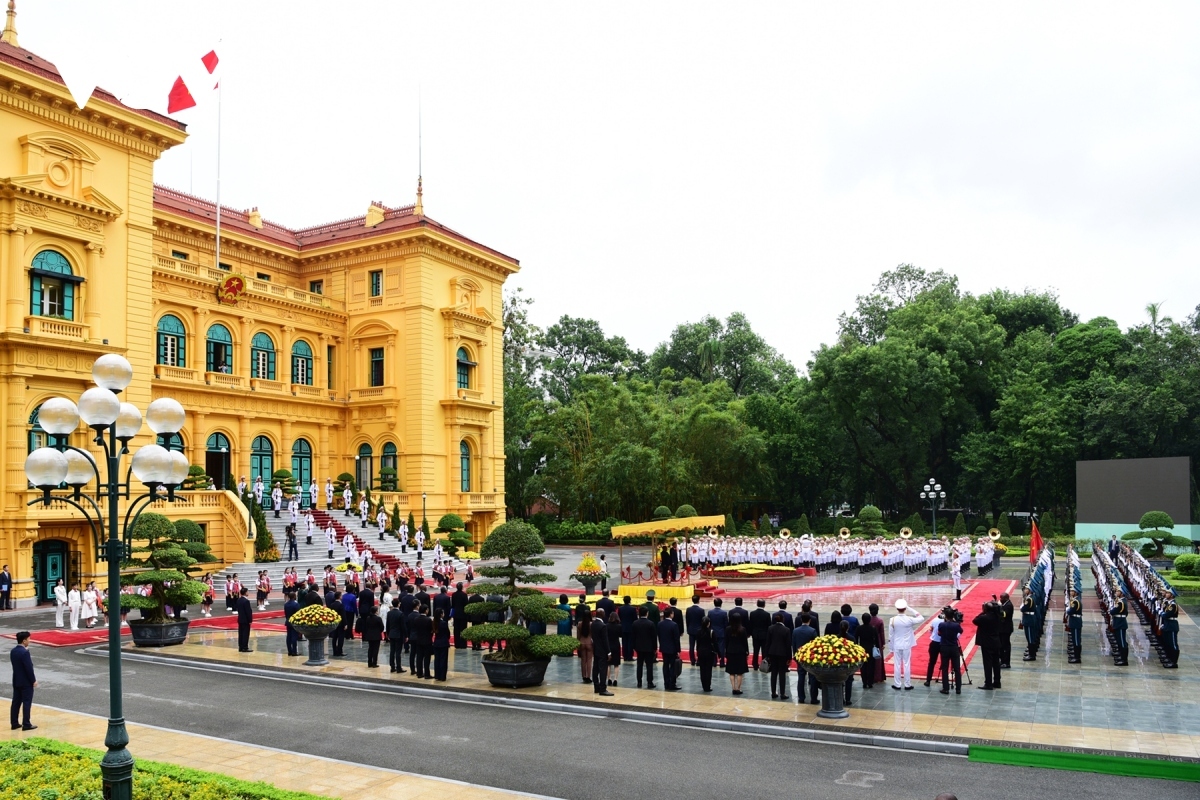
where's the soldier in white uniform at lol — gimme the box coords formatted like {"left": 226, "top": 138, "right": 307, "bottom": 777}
{"left": 326, "top": 523, "right": 338, "bottom": 559}
{"left": 359, "top": 494, "right": 370, "bottom": 528}
{"left": 308, "top": 479, "right": 319, "bottom": 510}
{"left": 270, "top": 483, "right": 283, "bottom": 518}
{"left": 325, "top": 478, "right": 335, "bottom": 509}
{"left": 342, "top": 484, "right": 353, "bottom": 516}
{"left": 376, "top": 507, "right": 389, "bottom": 540}
{"left": 253, "top": 476, "right": 264, "bottom": 505}
{"left": 889, "top": 599, "right": 925, "bottom": 690}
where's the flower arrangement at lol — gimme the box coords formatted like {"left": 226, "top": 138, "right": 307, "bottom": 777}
{"left": 795, "top": 634, "right": 868, "bottom": 668}
{"left": 334, "top": 562, "right": 352, "bottom": 572}
{"left": 289, "top": 604, "right": 342, "bottom": 627}
{"left": 460, "top": 551, "right": 481, "bottom": 560}
{"left": 570, "top": 552, "right": 610, "bottom": 584}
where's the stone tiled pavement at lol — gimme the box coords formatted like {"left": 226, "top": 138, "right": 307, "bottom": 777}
{"left": 159, "top": 567, "right": 1199, "bottom": 760}
{"left": 0, "top": 704, "right": 543, "bottom": 800}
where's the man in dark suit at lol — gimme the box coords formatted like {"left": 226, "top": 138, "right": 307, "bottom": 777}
{"left": 451, "top": 582, "right": 470, "bottom": 648}
{"left": 618, "top": 595, "right": 639, "bottom": 662}
{"left": 10, "top": 631, "right": 36, "bottom": 730}
{"left": 729, "top": 597, "right": 749, "bottom": 631}
{"left": 685, "top": 596, "right": 706, "bottom": 665}
{"left": 998, "top": 592, "right": 1015, "bottom": 668}
{"left": 792, "top": 614, "right": 819, "bottom": 704}
{"left": 410, "top": 606, "right": 433, "bottom": 678}
{"left": 708, "top": 599, "right": 728, "bottom": 667}
{"left": 749, "top": 600, "right": 772, "bottom": 670}
{"left": 357, "top": 583, "right": 376, "bottom": 619}
{"left": 973, "top": 602, "right": 1002, "bottom": 690}
{"left": 937, "top": 613, "right": 964, "bottom": 694}
{"left": 0, "top": 565, "right": 11, "bottom": 611}
{"left": 658, "top": 609, "right": 683, "bottom": 691}
{"left": 327, "top": 590, "right": 346, "bottom": 656}
{"left": 591, "top": 612, "right": 612, "bottom": 695}
{"left": 360, "top": 606, "right": 385, "bottom": 668}
{"left": 801, "top": 600, "right": 819, "bottom": 633}
{"left": 766, "top": 613, "right": 792, "bottom": 699}
{"left": 236, "top": 588, "right": 254, "bottom": 652}
{"left": 386, "top": 598, "right": 407, "bottom": 673}
{"left": 283, "top": 591, "right": 301, "bottom": 656}
{"left": 777, "top": 601, "right": 795, "bottom": 631}
{"left": 432, "top": 586, "right": 452, "bottom": 619}
{"left": 405, "top": 605, "right": 423, "bottom": 672}
{"left": 596, "top": 590, "right": 616, "bottom": 620}
{"left": 630, "top": 606, "right": 658, "bottom": 689}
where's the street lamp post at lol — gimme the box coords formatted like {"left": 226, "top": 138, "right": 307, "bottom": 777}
{"left": 919, "top": 478, "right": 947, "bottom": 538}
{"left": 23, "top": 354, "right": 187, "bottom": 800}
{"left": 421, "top": 491, "right": 427, "bottom": 531}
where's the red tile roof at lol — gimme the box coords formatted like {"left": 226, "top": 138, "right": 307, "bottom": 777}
{"left": 152, "top": 185, "right": 519, "bottom": 266}
{"left": 0, "top": 40, "right": 185, "bottom": 131}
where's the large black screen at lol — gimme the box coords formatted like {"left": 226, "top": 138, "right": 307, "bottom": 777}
{"left": 1076, "top": 457, "right": 1191, "bottom": 523}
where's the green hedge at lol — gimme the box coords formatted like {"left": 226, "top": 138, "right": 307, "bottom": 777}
{"left": 1173, "top": 554, "right": 1200, "bottom": 577}
{"left": 0, "top": 738, "right": 334, "bottom": 800}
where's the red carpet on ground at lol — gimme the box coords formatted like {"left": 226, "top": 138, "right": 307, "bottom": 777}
{"left": 886, "top": 578, "right": 1016, "bottom": 679}
{"left": 5, "top": 610, "right": 285, "bottom": 648}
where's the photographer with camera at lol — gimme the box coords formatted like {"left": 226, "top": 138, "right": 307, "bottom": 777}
{"left": 937, "top": 606, "right": 964, "bottom": 695}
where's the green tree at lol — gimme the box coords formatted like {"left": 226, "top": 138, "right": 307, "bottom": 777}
{"left": 504, "top": 288, "right": 550, "bottom": 518}
{"left": 858, "top": 505, "right": 887, "bottom": 536}
{"left": 461, "top": 521, "right": 577, "bottom": 661}
{"left": 1121, "top": 511, "right": 1192, "bottom": 557}
{"left": 648, "top": 312, "right": 795, "bottom": 396}
{"left": 121, "top": 513, "right": 211, "bottom": 623}
{"left": 952, "top": 513, "right": 967, "bottom": 537}
{"left": 998, "top": 512, "right": 1011, "bottom": 537}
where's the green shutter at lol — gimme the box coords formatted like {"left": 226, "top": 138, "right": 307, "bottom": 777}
{"left": 62, "top": 283, "right": 74, "bottom": 320}
{"left": 30, "top": 275, "right": 42, "bottom": 316}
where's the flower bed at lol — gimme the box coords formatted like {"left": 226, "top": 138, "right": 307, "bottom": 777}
{"left": 0, "top": 738, "right": 333, "bottom": 800}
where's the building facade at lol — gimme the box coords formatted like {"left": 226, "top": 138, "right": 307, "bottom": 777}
{"left": 0, "top": 11, "right": 516, "bottom": 606}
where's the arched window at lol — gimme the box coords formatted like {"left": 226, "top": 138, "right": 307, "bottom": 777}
{"left": 251, "top": 435, "right": 274, "bottom": 482}
{"left": 156, "top": 315, "right": 187, "bottom": 367}
{"left": 251, "top": 332, "right": 276, "bottom": 380}
{"left": 157, "top": 433, "right": 184, "bottom": 452}
{"left": 356, "top": 443, "right": 373, "bottom": 490}
{"left": 206, "top": 432, "right": 230, "bottom": 451}
{"left": 380, "top": 442, "right": 398, "bottom": 489}
{"left": 206, "top": 324, "right": 233, "bottom": 373}
{"left": 456, "top": 347, "right": 475, "bottom": 390}
{"left": 28, "top": 405, "right": 47, "bottom": 454}
{"left": 460, "top": 440, "right": 471, "bottom": 492}
{"left": 291, "top": 340, "right": 313, "bottom": 386}
{"left": 30, "top": 250, "right": 80, "bottom": 320}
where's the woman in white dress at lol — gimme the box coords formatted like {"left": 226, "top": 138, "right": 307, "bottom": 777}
{"left": 53, "top": 579, "right": 67, "bottom": 628}
{"left": 81, "top": 582, "right": 99, "bottom": 628}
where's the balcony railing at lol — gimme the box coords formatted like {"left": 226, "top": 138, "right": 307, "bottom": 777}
{"left": 292, "top": 384, "right": 323, "bottom": 398}
{"left": 456, "top": 493, "right": 499, "bottom": 508}
{"left": 205, "top": 372, "right": 245, "bottom": 389}
{"left": 250, "top": 378, "right": 285, "bottom": 392}
{"left": 25, "top": 316, "right": 89, "bottom": 340}
{"left": 350, "top": 386, "right": 395, "bottom": 401}
{"left": 153, "top": 254, "right": 345, "bottom": 312}
{"left": 154, "top": 364, "right": 197, "bottom": 382}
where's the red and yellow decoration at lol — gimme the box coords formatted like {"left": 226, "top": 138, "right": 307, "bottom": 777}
{"left": 795, "top": 634, "right": 868, "bottom": 668}
{"left": 217, "top": 273, "right": 246, "bottom": 305}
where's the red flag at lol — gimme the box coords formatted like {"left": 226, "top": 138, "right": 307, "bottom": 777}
{"left": 167, "top": 76, "right": 196, "bottom": 113}
{"left": 201, "top": 50, "right": 220, "bottom": 74}
{"left": 1028, "top": 519, "right": 1043, "bottom": 565}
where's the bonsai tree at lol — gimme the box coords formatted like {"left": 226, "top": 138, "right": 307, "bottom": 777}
{"left": 181, "top": 465, "right": 210, "bottom": 491}
{"left": 652, "top": 505, "right": 673, "bottom": 520}
{"left": 121, "top": 513, "right": 211, "bottom": 623}
{"left": 858, "top": 505, "right": 886, "bottom": 537}
{"left": 436, "top": 513, "right": 472, "bottom": 555}
{"left": 1122, "top": 511, "right": 1192, "bottom": 557}
{"left": 379, "top": 467, "right": 398, "bottom": 491}
{"left": 462, "top": 521, "right": 577, "bottom": 662}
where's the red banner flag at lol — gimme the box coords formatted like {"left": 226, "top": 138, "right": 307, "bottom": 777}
{"left": 1028, "top": 519, "right": 1043, "bottom": 565}
{"left": 167, "top": 76, "right": 196, "bottom": 113}
{"left": 201, "top": 50, "right": 219, "bottom": 74}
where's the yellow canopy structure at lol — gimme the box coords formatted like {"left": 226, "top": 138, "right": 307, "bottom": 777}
{"left": 610, "top": 515, "right": 727, "bottom": 538}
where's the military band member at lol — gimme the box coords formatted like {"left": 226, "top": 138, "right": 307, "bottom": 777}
{"left": 1159, "top": 591, "right": 1179, "bottom": 668}
{"left": 1019, "top": 588, "right": 1038, "bottom": 661}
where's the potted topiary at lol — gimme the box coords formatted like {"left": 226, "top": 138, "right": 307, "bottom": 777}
{"left": 436, "top": 513, "right": 472, "bottom": 556}
{"left": 122, "top": 514, "right": 214, "bottom": 647}
{"left": 796, "top": 635, "right": 868, "bottom": 719}
{"left": 462, "top": 521, "right": 578, "bottom": 687}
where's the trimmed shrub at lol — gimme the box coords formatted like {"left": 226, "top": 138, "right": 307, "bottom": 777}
{"left": 675, "top": 504, "right": 698, "bottom": 519}
{"left": 436, "top": 513, "right": 466, "bottom": 532}
{"left": 858, "top": 505, "right": 886, "bottom": 536}
{"left": 1172, "top": 553, "right": 1200, "bottom": 577}
{"left": 653, "top": 505, "right": 673, "bottom": 520}
{"left": 758, "top": 513, "right": 772, "bottom": 534}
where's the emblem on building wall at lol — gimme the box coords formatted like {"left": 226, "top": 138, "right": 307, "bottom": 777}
{"left": 217, "top": 274, "right": 246, "bottom": 305}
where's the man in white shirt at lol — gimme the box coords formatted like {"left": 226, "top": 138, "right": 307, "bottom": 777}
{"left": 325, "top": 478, "right": 334, "bottom": 510}
{"left": 309, "top": 479, "right": 319, "bottom": 510}
{"left": 326, "top": 524, "right": 338, "bottom": 560}
{"left": 342, "top": 485, "right": 353, "bottom": 516}
{"left": 67, "top": 583, "right": 82, "bottom": 630}
{"left": 889, "top": 599, "right": 925, "bottom": 690}
{"left": 376, "top": 507, "right": 389, "bottom": 541}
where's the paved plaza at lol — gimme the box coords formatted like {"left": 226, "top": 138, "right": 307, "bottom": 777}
{"left": 133, "top": 557, "right": 1199, "bottom": 761}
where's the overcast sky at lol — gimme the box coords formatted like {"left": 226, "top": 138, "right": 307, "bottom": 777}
{"left": 22, "top": 2, "right": 1200, "bottom": 369}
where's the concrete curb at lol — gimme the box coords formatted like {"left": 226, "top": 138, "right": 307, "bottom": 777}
{"left": 91, "top": 646, "right": 968, "bottom": 756}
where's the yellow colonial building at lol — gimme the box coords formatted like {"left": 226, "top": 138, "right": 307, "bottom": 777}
{"left": 0, "top": 8, "right": 515, "bottom": 606}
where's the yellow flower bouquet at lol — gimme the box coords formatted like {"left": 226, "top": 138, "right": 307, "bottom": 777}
{"left": 570, "top": 551, "right": 609, "bottom": 583}
{"left": 289, "top": 604, "right": 341, "bottom": 627}
{"left": 795, "top": 634, "right": 868, "bottom": 669}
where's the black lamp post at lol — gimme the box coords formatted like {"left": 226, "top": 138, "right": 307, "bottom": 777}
{"left": 24, "top": 354, "right": 188, "bottom": 800}
{"left": 422, "top": 491, "right": 427, "bottom": 531}
{"left": 919, "top": 478, "right": 947, "bottom": 538}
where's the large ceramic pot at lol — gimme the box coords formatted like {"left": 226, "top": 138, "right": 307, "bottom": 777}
{"left": 800, "top": 663, "right": 864, "bottom": 719}
{"left": 481, "top": 658, "right": 551, "bottom": 688}
{"left": 293, "top": 622, "right": 340, "bottom": 666}
{"left": 129, "top": 619, "right": 190, "bottom": 647}
{"left": 577, "top": 580, "right": 598, "bottom": 595}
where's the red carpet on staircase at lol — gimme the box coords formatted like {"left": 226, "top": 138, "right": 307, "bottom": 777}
{"left": 887, "top": 578, "right": 1016, "bottom": 678}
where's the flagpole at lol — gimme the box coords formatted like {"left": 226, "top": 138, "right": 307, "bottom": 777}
{"left": 214, "top": 78, "right": 222, "bottom": 271}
